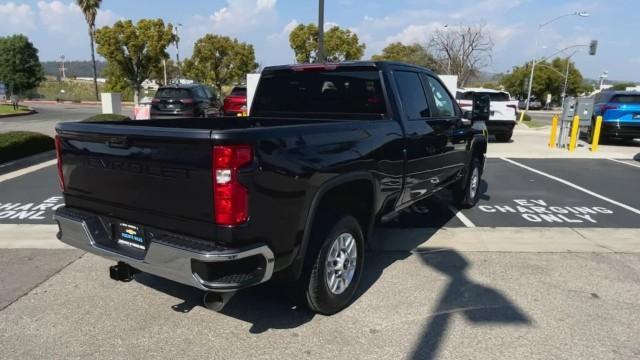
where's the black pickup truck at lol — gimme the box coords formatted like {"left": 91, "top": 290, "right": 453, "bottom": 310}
{"left": 54, "top": 61, "right": 489, "bottom": 315}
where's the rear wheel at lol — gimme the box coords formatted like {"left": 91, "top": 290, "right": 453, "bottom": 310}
{"left": 453, "top": 157, "right": 482, "bottom": 209}
{"left": 301, "top": 215, "right": 364, "bottom": 315}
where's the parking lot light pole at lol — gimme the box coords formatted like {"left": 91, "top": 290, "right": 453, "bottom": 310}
{"left": 317, "top": 0, "right": 325, "bottom": 63}
{"left": 561, "top": 49, "right": 583, "bottom": 110}
{"left": 525, "top": 11, "right": 590, "bottom": 113}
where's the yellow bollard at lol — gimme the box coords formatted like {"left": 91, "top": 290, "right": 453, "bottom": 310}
{"left": 519, "top": 111, "right": 526, "bottom": 123}
{"left": 548, "top": 115, "right": 558, "bottom": 148}
{"left": 568, "top": 115, "right": 580, "bottom": 152}
{"left": 591, "top": 116, "right": 603, "bottom": 152}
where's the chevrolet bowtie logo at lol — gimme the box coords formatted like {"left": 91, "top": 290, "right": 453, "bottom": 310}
{"left": 125, "top": 229, "right": 137, "bottom": 235}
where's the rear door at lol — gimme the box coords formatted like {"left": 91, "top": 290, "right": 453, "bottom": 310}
{"left": 391, "top": 68, "right": 450, "bottom": 205}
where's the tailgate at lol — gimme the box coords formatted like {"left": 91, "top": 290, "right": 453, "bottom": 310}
{"left": 57, "top": 124, "right": 214, "bottom": 224}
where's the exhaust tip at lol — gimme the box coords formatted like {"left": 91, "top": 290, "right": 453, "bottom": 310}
{"left": 203, "top": 291, "right": 234, "bottom": 312}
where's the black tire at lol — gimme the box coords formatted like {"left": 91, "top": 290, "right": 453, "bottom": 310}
{"left": 301, "top": 215, "right": 365, "bottom": 315}
{"left": 496, "top": 132, "right": 512, "bottom": 142}
{"left": 453, "top": 157, "right": 482, "bottom": 209}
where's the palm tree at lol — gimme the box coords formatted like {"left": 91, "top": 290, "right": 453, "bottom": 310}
{"left": 77, "top": 0, "right": 102, "bottom": 101}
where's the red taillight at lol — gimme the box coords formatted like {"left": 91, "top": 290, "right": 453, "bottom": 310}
{"left": 212, "top": 145, "right": 253, "bottom": 226}
{"left": 54, "top": 135, "right": 65, "bottom": 191}
{"left": 152, "top": 98, "right": 160, "bottom": 103}
{"left": 180, "top": 98, "right": 194, "bottom": 105}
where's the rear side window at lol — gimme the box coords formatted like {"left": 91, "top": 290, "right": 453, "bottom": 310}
{"left": 252, "top": 68, "right": 387, "bottom": 117}
{"left": 194, "top": 87, "right": 208, "bottom": 99}
{"left": 230, "top": 87, "right": 247, "bottom": 96}
{"left": 155, "top": 88, "right": 191, "bottom": 99}
{"left": 457, "top": 91, "right": 510, "bottom": 102}
{"left": 611, "top": 95, "right": 640, "bottom": 104}
{"left": 394, "top": 71, "right": 430, "bottom": 119}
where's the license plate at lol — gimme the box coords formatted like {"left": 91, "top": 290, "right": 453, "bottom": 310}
{"left": 116, "top": 223, "right": 146, "bottom": 250}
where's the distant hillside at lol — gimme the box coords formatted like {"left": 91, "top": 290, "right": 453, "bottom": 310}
{"left": 41, "top": 60, "right": 107, "bottom": 78}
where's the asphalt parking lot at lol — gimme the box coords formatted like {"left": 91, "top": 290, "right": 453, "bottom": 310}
{"left": 1, "top": 145, "right": 640, "bottom": 359}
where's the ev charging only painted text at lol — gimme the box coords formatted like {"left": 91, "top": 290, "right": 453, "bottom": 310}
{"left": 0, "top": 197, "right": 64, "bottom": 220}
{"left": 478, "top": 199, "right": 613, "bottom": 224}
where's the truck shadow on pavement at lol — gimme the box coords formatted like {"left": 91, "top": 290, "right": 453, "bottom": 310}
{"left": 408, "top": 249, "right": 531, "bottom": 359}
{"left": 135, "top": 185, "right": 531, "bottom": 350}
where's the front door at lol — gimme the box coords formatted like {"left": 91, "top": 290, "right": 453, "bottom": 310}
{"left": 422, "top": 74, "right": 470, "bottom": 185}
{"left": 391, "top": 69, "right": 451, "bottom": 207}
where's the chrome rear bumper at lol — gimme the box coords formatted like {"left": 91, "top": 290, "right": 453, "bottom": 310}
{"left": 54, "top": 207, "right": 274, "bottom": 292}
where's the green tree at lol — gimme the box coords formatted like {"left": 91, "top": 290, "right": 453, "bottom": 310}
{"left": 151, "top": 59, "right": 180, "bottom": 86}
{"left": 0, "top": 35, "right": 45, "bottom": 96}
{"left": 182, "top": 34, "right": 258, "bottom": 94}
{"left": 76, "top": 0, "right": 102, "bottom": 101}
{"left": 500, "top": 58, "right": 586, "bottom": 102}
{"left": 611, "top": 82, "right": 637, "bottom": 91}
{"left": 102, "top": 62, "right": 133, "bottom": 101}
{"left": 95, "top": 19, "right": 175, "bottom": 104}
{"left": 371, "top": 42, "right": 442, "bottom": 71}
{"left": 289, "top": 24, "right": 365, "bottom": 63}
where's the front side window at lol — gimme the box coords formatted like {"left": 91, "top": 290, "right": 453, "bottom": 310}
{"left": 394, "top": 71, "right": 430, "bottom": 120}
{"left": 427, "top": 77, "right": 455, "bottom": 117}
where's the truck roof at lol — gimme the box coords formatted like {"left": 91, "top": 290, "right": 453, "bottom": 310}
{"left": 262, "top": 61, "right": 438, "bottom": 76}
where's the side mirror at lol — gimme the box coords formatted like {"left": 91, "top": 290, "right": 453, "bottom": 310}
{"left": 471, "top": 93, "right": 491, "bottom": 122}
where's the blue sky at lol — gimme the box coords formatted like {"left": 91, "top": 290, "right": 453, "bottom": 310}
{"left": 1, "top": 0, "right": 638, "bottom": 81}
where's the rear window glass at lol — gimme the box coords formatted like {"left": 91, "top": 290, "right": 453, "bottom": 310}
{"left": 611, "top": 95, "right": 640, "bottom": 104}
{"left": 230, "top": 87, "right": 247, "bottom": 96}
{"left": 155, "top": 88, "right": 191, "bottom": 99}
{"left": 252, "top": 68, "right": 386, "bottom": 118}
{"left": 457, "top": 91, "right": 510, "bottom": 102}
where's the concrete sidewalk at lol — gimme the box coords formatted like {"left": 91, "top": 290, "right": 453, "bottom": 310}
{"left": 489, "top": 127, "right": 640, "bottom": 159}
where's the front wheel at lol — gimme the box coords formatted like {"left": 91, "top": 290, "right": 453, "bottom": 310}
{"left": 453, "top": 157, "right": 482, "bottom": 209}
{"left": 302, "top": 215, "right": 365, "bottom": 315}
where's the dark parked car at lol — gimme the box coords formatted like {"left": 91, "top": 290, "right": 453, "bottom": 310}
{"left": 54, "top": 61, "right": 489, "bottom": 315}
{"left": 518, "top": 98, "right": 542, "bottom": 110}
{"left": 151, "top": 84, "right": 221, "bottom": 118}
{"left": 590, "top": 91, "right": 640, "bottom": 141}
{"left": 222, "top": 85, "right": 247, "bottom": 116}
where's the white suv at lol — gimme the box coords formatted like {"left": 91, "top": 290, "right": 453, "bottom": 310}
{"left": 457, "top": 88, "right": 518, "bottom": 142}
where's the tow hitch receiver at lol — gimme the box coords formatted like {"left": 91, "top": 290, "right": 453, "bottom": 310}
{"left": 109, "top": 261, "right": 139, "bottom": 282}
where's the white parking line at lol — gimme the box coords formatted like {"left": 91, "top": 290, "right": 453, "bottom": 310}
{"left": 447, "top": 205, "right": 476, "bottom": 228}
{"left": 0, "top": 159, "right": 56, "bottom": 183}
{"left": 500, "top": 157, "right": 640, "bottom": 216}
{"left": 608, "top": 158, "right": 640, "bottom": 169}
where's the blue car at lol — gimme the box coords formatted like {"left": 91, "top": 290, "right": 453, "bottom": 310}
{"left": 590, "top": 91, "right": 640, "bottom": 141}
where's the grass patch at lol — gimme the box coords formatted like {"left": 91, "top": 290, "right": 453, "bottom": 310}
{"left": 83, "top": 114, "right": 130, "bottom": 122}
{"left": 0, "top": 104, "right": 30, "bottom": 115}
{"left": 518, "top": 112, "right": 532, "bottom": 122}
{"left": 0, "top": 131, "right": 55, "bottom": 164}
{"left": 523, "top": 120, "right": 548, "bottom": 128}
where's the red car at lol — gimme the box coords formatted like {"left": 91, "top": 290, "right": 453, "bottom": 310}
{"left": 223, "top": 85, "right": 247, "bottom": 116}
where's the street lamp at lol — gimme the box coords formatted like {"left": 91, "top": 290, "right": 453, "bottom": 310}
{"left": 524, "top": 11, "right": 590, "bottom": 114}
{"left": 561, "top": 49, "right": 583, "bottom": 109}
{"left": 175, "top": 23, "right": 183, "bottom": 83}
{"left": 599, "top": 71, "right": 609, "bottom": 91}
{"left": 317, "top": 0, "right": 325, "bottom": 63}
